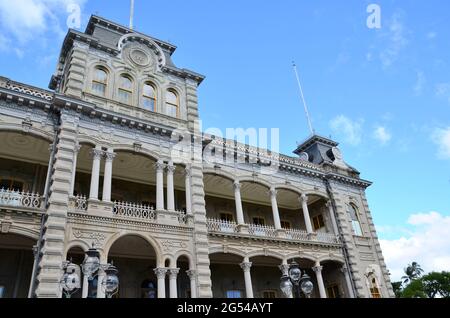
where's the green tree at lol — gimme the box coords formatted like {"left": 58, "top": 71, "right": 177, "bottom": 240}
{"left": 402, "top": 262, "right": 424, "bottom": 285}
{"left": 391, "top": 281, "right": 403, "bottom": 298}
{"left": 421, "top": 271, "right": 450, "bottom": 298}
{"left": 401, "top": 279, "right": 427, "bottom": 298}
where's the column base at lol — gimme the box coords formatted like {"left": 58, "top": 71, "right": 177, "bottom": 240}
{"left": 87, "top": 199, "right": 114, "bottom": 217}
{"left": 276, "top": 229, "right": 286, "bottom": 238}
{"left": 237, "top": 224, "right": 249, "bottom": 234}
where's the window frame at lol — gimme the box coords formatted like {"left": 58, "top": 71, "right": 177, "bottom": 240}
{"left": 280, "top": 220, "right": 292, "bottom": 229}
{"left": 91, "top": 66, "right": 108, "bottom": 97}
{"left": 261, "top": 290, "right": 277, "bottom": 298}
{"left": 117, "top": 74, "right": 134, "bottom": 104}
{"left": 226, "top": 290, "right": 243, "bottom": 298}
{"left": 349, "top": 204, "right": 363, "bottom": 236}
{"left": 252, "top": 216, "right": 266, "bottom": 226}
{"left": 220, "top": 213, "right": 234, "bottom": 222}
{"left": 312, "top": 214, "right": 325, "bottom": 231}
{"left": 142, "top": 82, "right": 157, "bottom": 112}
{"left": 326, "top": 284, "right": 341, "bottom": 298}
{"left": 165, "top": 89, "right": 179, "bottom": 118}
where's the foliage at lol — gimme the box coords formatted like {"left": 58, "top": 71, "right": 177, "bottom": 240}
{"left": 401, "top": 262, "right": 424, "bottom": 285}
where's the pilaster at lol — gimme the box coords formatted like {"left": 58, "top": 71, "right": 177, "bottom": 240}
{"left": 35, "top": 111, "right": 78, "bottom": 298}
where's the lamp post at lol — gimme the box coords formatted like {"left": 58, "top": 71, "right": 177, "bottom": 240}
{"left": 61, "top": 245, "right": 119, "bottom": 298}
{"left": 280, "top": 261, "right": 314, "bottom": 298}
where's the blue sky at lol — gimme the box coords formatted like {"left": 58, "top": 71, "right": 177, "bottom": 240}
{"left": 0, "top": 0, "right": 449, "bottom": 280}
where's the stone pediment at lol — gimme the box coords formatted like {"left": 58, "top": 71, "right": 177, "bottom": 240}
{"left": 117, "top": 33, "right": 166, "bottom": 70}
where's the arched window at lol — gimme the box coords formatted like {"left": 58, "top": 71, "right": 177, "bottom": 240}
{"left": 369, "top": 275, "right": 381, "bottom": 298}
{"left": 142, "top": 82, "right": 156, "bottom": 111}
{"left": 92, "top": 67, "right": 108, "bottom": 96}
{"left": 118, "top": 74, "right": 133, "bottom": 104}
{"left": 349, "top": 204, "right": 363, "bottom": 236}
{"left": 165, "top": 89, "right": 178, "bottom": 117}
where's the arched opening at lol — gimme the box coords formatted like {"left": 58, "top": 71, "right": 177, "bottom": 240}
{"left": 203, "top": 173, "right": 235, "bottom": 222}
{"left": 176, "top": 255, "right": 191, "bottom": 298}
{"left": 320, "top": 260, "right": 348, "bottom": 298}
{"left": 65, "top": 246, "right": 86, "bottom": 298}
{"left": 107, "top": 235, "right": 158, "bottom": 298}
{"left": 249, "top": 256, "right": 284, "bottom": 298}
{"left": 209, "top": 253, "right": 246, "bottom": 298}
{"left": 0, "top": 233, "right": 36, "bottom": 298}
{"left": 0, "top": 131, "right": 51, "bottom": 209}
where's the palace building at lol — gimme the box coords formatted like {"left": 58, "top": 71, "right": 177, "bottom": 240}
{"left": 0, "top": 15, "right": 394, "bottom": 298}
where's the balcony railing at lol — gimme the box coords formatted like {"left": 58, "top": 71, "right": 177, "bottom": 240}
{"left": 206, "top": 218, "right": 340, "bottom": 245}
{"left": 0, "top": 188, "right": 43, "bottom": 210}
{"left": 207, "top": 218, "right": 238, "bottom": 233}
{"left": 69, "top": 195, "right": 88, "bottom": 212}
{"left": 248, "top": 223, "right": 278, "bottom": 237}
{"left": 113, "top": 201, "right": 156, "bottom": 221}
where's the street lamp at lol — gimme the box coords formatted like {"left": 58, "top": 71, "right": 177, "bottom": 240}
{"left": 101, "top": 262, "right": 119, "bottom": 298}
{"left": 61, "top": 260, "right": 81, "bottom": 298}
{"left": 280, "top": 261, "right": 314, "bottom": 298}
{"left": 61, "top": 245, "right": 119, "bottom": 298}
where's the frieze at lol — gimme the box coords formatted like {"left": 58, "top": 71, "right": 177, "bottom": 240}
{"left": 72, "top": 229, "right": 107, "bottom": 244}
{"left": 161, "top": 240, "right": 188, "bottom": 252}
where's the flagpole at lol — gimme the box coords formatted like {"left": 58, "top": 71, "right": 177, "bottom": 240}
{"left": 129, "top": 0, "right": 135, "bottom": 30}
{"left": 292, "top": 61, "right": 315, "bottom": 136}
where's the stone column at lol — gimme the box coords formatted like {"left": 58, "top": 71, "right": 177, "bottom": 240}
{"left": 70, "top": 142, "right": 81, "bottom": 196}
{"left": 300, "top": 194, "right": 314, "bottom": 233}
{"left": 312, "top": 263, "right": 327, "bottom": 298}
{"left": 96, "top": 271, "right": 106, "bottom": 298}
{"left": 155, "top": 160, "right": 165, "bottom": 210}
{"left": 279, "top": 263, "right": 290, "bottom": 276}
{"left": 154, "top": 268, "right": 167, "bottom": 298}
{"left": 341, "top": 266, "right": 355, "bottom": 298}
{"left": 270, "top": 187, "right": 282, "bottom": 230}
{"left": 326, "top": 200, "right": 339, "bottom": 235}
{"left": 166, "top": 161, "right": 176, "bottom": 211}
{"left": 240, "top": 259, "right": 254, "bottom": 298}
{"left": 233, "top": 181, "right": 245, "bottom": 225}
{"left": 184, "top": 167, "right": 192, "bottom": 214}
{"left": 186, "top": 270, "right": 197, "bottom": 298}
{"left": 169, "top": 268, "right": 180, "bottom": 298}
{"left": 81, "top": 275, "right": 89, "bottom": 298}
{"left": 89, "top": 147, "right": 103, "bottom": 200}
{"left": 101, "top": 150, "right": 115, "bottom": 202}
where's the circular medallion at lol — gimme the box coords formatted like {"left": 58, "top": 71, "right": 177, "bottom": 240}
{"left": 129, "top": 49, "right": 150, "bottom": 66}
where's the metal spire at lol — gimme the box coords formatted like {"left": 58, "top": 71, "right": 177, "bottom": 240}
{"left": 129, "top": 0, "right": 135, "bottom": 30}
{"left": 292, "top": 61, "right": 315, "bottom": 136}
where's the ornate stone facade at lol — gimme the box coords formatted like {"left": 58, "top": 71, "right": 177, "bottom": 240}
{"left": 0, "top": 15, "right": 394, "bottom": 298}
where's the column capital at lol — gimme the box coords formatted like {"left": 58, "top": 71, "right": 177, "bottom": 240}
{"left": 184, "top": 167, "right": 192, "bottom": 177}
{"left": 153, "top": 267, "right": 168, "bottom": 279}
{"left": 269, "top": 187, "right": 278, "bottom": 197}
{"left": 90, "top": 148, "right": 104, "bottom": 160}
{"left": 240, "top": 261, "right": 252, "bottom": 272}
{"left": 104, "top": 151, "right": 116, "bottom": 162}
{"left": 233, "top": 181, "right": 241, "bottom": 191}
{"left": 340, "top": 265, "right": 349, "bottom": 274}
{"left": 169, "top": 268, "right": 180, "bottom": 278}
{"left": 166, "top": 165, "right": 176, "bottom": 174}
{"left": 312, "top": 265, "right": 323, "bottom": 273}
{"left": 186, "top": 269, "right": 197, "bottom": 279}
{"left": 300, "top": 193, "right": 308, "bottom": 203}
{"left": 278, "top": 264, "right": 290, "bottom": 276}
{"left": 74, "top": 142, "right": 81, "bottom": 153}
{"left": 155, "top": 160, "right": 166, "bottom": 172}
{"left": 326, "top": 200, "right": 332, "bottom": 208}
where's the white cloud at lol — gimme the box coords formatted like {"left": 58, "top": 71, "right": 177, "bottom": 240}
{"left": 413, "top": 71, "right": 426, "bottom": 95}
{"left": 379, "top": 12, "right": 409, "bottom": 68}
{"left": 380, "top": 211, "right": 450, "bottom": 281}
{"left": 427, "top": 32, "right": 437, "bottom": 40}
{"left": 435, "top": 82, "right": 450, "bottom": 104}
{"left": 432, "top": 127, "right": 450, "bottom": 159}
{"left": 372, "top": 126, "right": 391, "bottom": 145}
{"left": 0, "top": 0, "right": 85, "bottom": 45}
{"left": 329, "top": 115, "right": 363, "bottom": 146}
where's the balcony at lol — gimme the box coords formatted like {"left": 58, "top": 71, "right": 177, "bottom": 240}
{"left": 206, "top": 218, "right": 340, "bottom": 245}
{"left": 69, "top": 195, "right": 192, "bottom": 227}
{"left": 0, "top": 188, "right": 44, "bottom": 212}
